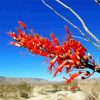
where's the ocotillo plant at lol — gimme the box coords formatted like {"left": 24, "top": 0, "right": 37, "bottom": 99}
{"left": 8, "top": 21, "right": 100, "bottom": 85}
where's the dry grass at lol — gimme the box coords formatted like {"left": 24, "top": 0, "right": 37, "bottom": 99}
{"left": 0, "top": 81, "right": 33, "bottom": 99}
{"left": 0, "top": 79, "right": 100, "bottom": 100}
{"left": 78, "top": 79, "right": 100, "bottom": 100}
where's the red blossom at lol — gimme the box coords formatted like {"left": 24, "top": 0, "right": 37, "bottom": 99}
{"left": 64, "top": 72, "right": 82, "bottom": 84}
{"left": 8, "top": 21, "right": 100, "bottom": 85}
{"left": 18, "top": 21, "right": 27, "bottom": 29}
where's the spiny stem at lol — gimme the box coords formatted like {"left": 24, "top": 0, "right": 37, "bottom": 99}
{"left": 56, "top": 0, "right": 100, "bottom": 45}
{"left": 41, "top": 0, "right": 100, "bottom": 51}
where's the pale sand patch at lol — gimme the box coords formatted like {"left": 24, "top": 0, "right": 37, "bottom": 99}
{"left": 26, "top": 91, "right": 92, "bottom": 100}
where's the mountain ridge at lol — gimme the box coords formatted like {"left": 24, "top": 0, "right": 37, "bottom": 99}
{"left": 0, "top": 76, "right": 49, "bottom": 84}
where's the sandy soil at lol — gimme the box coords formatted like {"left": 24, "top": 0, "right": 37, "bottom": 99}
{"left": 24, "top": 83, "right": 99, "bottom": 100}
{"left": 26, "top": 90, "right": 92, "bottom": 100}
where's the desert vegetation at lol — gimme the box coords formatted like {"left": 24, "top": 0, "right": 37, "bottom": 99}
{"left": 0, "top": 81, "right": 33, "bottom": 100}
{"left": 0, "top": 79, "right": 100, "bottom": 100}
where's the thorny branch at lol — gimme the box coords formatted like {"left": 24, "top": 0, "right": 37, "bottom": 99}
{"left": 56, "top": 0, "right": 100, "bottom": 45}
{"left": 41, "top": 0, "right": 100, "bottom": 51}
{"left": 72, "top": 35, "right": 100, "bottom": 48}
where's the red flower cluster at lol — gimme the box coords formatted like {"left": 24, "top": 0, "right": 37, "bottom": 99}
{"left": 8, "top": 21, "right": 99, "bottom": 84}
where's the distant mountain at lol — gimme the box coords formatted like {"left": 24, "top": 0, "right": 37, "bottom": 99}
{"left": 0, "top": 76, "right": 100, "bottom": 85}
{"left": 0, "top": 76, "right": 49, "bottom": 85}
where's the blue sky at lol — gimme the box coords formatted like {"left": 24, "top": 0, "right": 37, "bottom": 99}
{"left": 0, "top": 0, "right": 100, "bottom": 81}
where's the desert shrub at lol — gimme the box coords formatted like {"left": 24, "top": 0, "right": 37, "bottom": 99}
{"left": 0, "top": 82, "right": 33, "bottom": 99}
{"left": 64, "top": 86, "right": 68, "bottom": 91}
{"left": 17, "top": 81, "right": 33, "bottom": 98}
{"left": 52, "top": 84, "right": 61, "bottom": 92}
{"left": 0, "top": 85, "right": 19, "bottom": 98}
{"left": 20, "top": 92, "right": 29, "bottom": 99}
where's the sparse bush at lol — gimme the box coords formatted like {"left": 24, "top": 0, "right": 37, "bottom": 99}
{"left": 52, "top": 84, "right": 61, "bottom": 92}
{"left": 20, "top": 92, "right": 29, "bottom": 99}
{"left": 0, "top": 85, "right": 19, "bottom": 98}
{"left": 64, "top": 86, "right": 68, "bottom": 91}
{"left": 18, "top": 81, "right": 33, "bottom": 99}
{"left": 0, "top": 82, "right": 33, "bottom": 99}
